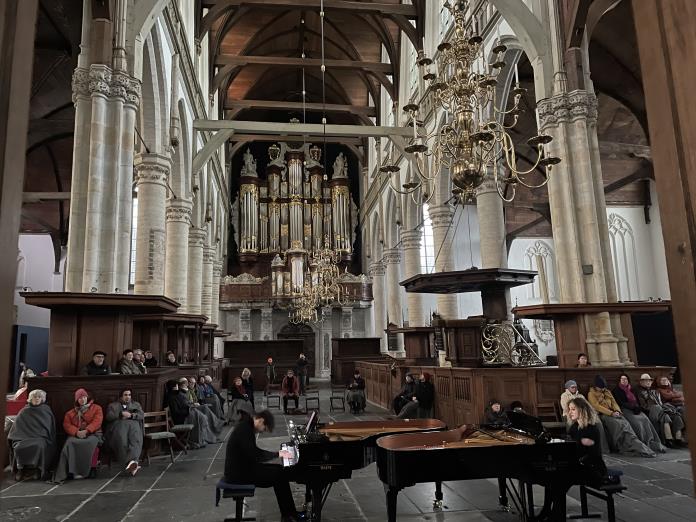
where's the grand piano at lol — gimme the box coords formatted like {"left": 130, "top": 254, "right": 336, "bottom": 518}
{"left": 281, "top": 412, "right": 446, "bottom": 521}
{"left": 376, "top": 412, "right": 583, "bottom": 522}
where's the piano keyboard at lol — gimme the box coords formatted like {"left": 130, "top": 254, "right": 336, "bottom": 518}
{"left": 281, "top": 443, "right": 299, "bottom": 467}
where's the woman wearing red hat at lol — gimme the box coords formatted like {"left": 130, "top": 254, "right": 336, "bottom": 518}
{"left": 54, "top": 388, "right": 103, "bottom": 482}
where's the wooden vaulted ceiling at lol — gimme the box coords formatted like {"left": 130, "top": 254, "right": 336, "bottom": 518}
{"left": 200, "top": 0, "right": 426, "bottom": 139}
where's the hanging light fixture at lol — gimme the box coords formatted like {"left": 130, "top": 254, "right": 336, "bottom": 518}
{"left": 382, "top": 0, "right": 560, "bottom": 204}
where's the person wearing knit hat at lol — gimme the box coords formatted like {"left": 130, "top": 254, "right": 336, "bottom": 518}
{"left": 587, "top": 375, "right": 657, "bottom": 457}
{"left": 560, "top": 380, "right": 584, "bottom": 422}
{"left": 54, "top": 388, "right": 103, "bottom": 482}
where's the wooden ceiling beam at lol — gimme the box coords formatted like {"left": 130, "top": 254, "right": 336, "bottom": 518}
{"left": 202, "top": 1, "right": 416, "bottom": 17}
{"left": 223, "top": 99, "right": 376, "bottom": 116}
{"left": 215, "top": 55, "right": 393, "bottom": 73}
{"left": 228, "top": 133, "right": 363, "bottom": 145}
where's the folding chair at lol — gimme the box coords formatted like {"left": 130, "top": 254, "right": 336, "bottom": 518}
{"left": 304, "top": 384, "right": 320, "bottom": 411}
{"left": 165, "top": 407, "right": 193, "bottom": 453}
{"left": 329, "top": 384, "right": 346, "bottom": 412}
{"left": 143, "top": 410, "right": 176, "bottom": 465}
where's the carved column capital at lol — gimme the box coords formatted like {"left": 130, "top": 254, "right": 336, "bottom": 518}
{"left": 537, "top": 89, "right": 598, "bottom": 130}
{"left": 368, "top": 261, "right": 385, "bottom": 277}
{"left": 427, "top": 204, "right": 454, "bottom": 228}
{"left": 166, "top": 199, "right": 193, "bottom": 224}
{"left": 189, "top": 227, "right": 207, "bottom": 247}
{"left": 135, "top": 153, "right": 171, "bottom": 186}
{"left": 383, "top": 247, "right": 401, "bottom": 265}
{"left": 400, "top": 229, "right": 422, "bottom": 250}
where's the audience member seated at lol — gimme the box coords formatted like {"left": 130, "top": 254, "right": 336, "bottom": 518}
{"left": 179, "top": 377, "right": 224, "bottom": 437}
{"left": 7, "top": 371, "right": 34, "bottom": 416}
{"left": 613, "top": 373, "right": 665, "bottom": 453}
{"left": 392, "top": 374, "right": 416, "bottom": 415}
{"left": 509, "top": 401, "right": 526, "bottom": 414}
{"left": 18, "top": 364, "right": 34, "bottom": 387}
{"left": 54, "top": 388, "right": 103, "bottom": 482}
{"left": 346, "top": 369, "right": 366, "bottom": 414}
{"left": 264, "top": 357, "right": 276, "bottom": 396}
{"left": 636, "top": 373, "right": 685, "bottom": 448}
{"left": 166, "top": 380, "right": 218, "bottom": 448}
{"left": 205, "top": 375, "right": 226, "bottom": 415}
{"left": 575, "top": 353, "right": 592, "bottom": 368}
{"left": 8, "top": 389, "right": 56, "bottom": 481}
{"left": 81, "top": 351, "right": 112, "bottom": 376}
{"left": 164, "top": 351, "right": 178, "bottom": 366}
{"left": 224, "top": 405, "right": 301, "bottom": 522}
{"left": 281, "top": 369, "right": 300, "bottom": 413}
{"left": 104, "top": 388, "right": 144, "bottom": 476}
{"left": 567, "top": 397, "right": 608, "bottom": 485}
{"left": 117, "top": 349, "right": 144, "bottom": 375}
{"left": 657, "top": 375, "right": 686, "bottom": 414}
{"left": 483, "top": 399, "right": 510, "bottom": 427}
{"left": 132, "top": 349, "right": 148, "bottom": 374}
{"left": 397, "top": 372, "right": 435, "bottom": 419}
{"left": 143, "top": 350, "right": 158, "bottom": 368}
{"left": 588, "top": 375, "right": 656, "bottom": 457}
{"left": 241, "top": 368, "right": 255, "bottom": 409}
{"left": 197, "top": 375, "right": 224, "bottom": 419}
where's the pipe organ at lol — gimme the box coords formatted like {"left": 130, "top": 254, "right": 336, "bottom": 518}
{"left": 236, "top": 142, "right": 357, "bottom": 266}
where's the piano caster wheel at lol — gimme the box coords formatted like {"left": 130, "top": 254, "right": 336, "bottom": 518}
{"left": 499, "top": 504, "right": 512, "bottom": 513}
{"left": 432, "top": 499, "right": 443, "bottom": 511}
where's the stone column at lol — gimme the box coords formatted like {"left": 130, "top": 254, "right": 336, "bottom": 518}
{"left": 201, "top": 243, "right": 214, "bottom": 320}
{"left": 400, "top": 229, "right": 425, "bottom": 326}
{"left": 369, "top": 261, "right": 388, "bottom": 353}
{"left": 429, "top": 204, "right": 459, "bottom": 319}
{"left": 260, "top": 307, "right": 273, "bottom": 340}
{"left": 538, "top": 90, "right": 626, "bottom": 365}
{"left": 319, "top": 306, "right": 333, "bottom": 378}
{"left": 341, "top": 306, "right": 354, "bottom": 338}
{"left": 134, "top": 153, "right": 170, "bottom": 295}
{"left": 165, "top": 198, "right": 192, "bottom": 310}
{"left": 383, "top": 247, "right": 405, "bottom": 355}
{"left": 211, "top": 260, "right": 222, "bottom": 326}
{"left": 239, "top": 308, "right": 251, "bottom": 341}
{"left": 187, "top": 228, "right": 205, "bottom": 314}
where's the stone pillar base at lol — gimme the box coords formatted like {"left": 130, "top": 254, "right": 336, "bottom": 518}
{"left": 583, "top": 312, "right": 631, "bottom": 366}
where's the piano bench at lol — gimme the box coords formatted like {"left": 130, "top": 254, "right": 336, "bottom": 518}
{"left": 215, "top": 480, "right": 256, "bottom": 522}
{"left": 569, "top": 481, "right": 626, "bottom": 522}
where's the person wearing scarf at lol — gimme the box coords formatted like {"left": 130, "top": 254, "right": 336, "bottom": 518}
{"left": 105, "top": 388, "right": 144, "bottom": 476}
{"left": 227, "top": 376, "right": 254, "bottom": 423}
{"left": 588, "top": 375, "right": 656, "bottom": 457}
{"left": 197, "top": 375, "right": 223, "bottom": 419}
{"left": 656, "top": 376, "right": 686, "bottom": 411}
{"left": 613, "top": 374, "right": 665, "bottom": 453}
{"left": 636, "top": 373, "right": 685, "bottom": 448}
{"left": 54, "top": 388, "right": 103, "bottom": 482}
{"left": 8, "top": 389, "right": 56, "bottom": 481}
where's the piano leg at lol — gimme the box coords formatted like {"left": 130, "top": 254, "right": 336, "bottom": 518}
{"left": 310, "top": 484, "right": 324, "bottom": 522}
{"left": 386, "top": 486, "right": 400, "bottom": 522}
{"left": 498, "top": 477, "right": 510, "bottom": 511}
{"left": 433, "top": 481, "right": 443, "bottom": 509}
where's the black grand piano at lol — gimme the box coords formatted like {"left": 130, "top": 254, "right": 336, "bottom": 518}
{"left": 281, "top": 411, "right": 446, "bottom": 520}
{"left": 376, "top": 412, "right": 584, "bottom": 522}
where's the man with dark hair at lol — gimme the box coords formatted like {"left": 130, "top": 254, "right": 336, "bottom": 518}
{"left": 295, "top": 353, "right": 308, "bottom": 395}
{"left": 104, "top": 389, "right": 144, "bottom": 476}
{"left": 281, "top": 369, "right": 300, "bottom": 413}
{"left": 81, "top": 351, "right": 112, "bottom": 376}
{"left": 576, "top": 353, "right": 592, "bottom": 368}
{"left": 164, "top": 351, "right": 178, "bottom": 366}
{"left": 223, "top": 406, "right": 299, "bottom": 521}
{"left": 117, "top": 349, "right": 142, "bottom": 375}
{"left": 143, "top": 350, "right": 158, "bottom": 368}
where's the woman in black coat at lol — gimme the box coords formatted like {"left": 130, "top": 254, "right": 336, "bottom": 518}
{"left": 567, "top": 397, "right": 608, "bottom": 485}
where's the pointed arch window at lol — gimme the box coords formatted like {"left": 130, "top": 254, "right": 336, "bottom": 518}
{"left": 608, "top": 213, "right": 640, "bottom": 300}
{"left": 523, "top": 240, "right": 556, "bottom": 301}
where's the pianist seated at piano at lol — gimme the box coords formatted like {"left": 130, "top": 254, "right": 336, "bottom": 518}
{"left": 346, "top": 369, "right": 366, "bottom": 414}
{"left": 483, "top": 399, "right": 510, "bottom": 427}
{"left": 587, "top": 375, "right": 657, "bottom": 457}
{"left": 567, "top": 397, "right": 609, "bottom": 485}
{"left": 224, "top": 403, "right": 302, "bottom": 522}
{"left": 397, "top": 372, "right": 435, "bottom": 419}
{"left": 281, "top": 369, "right": 301, "bottom": 413}
{"left": 561, "top": 380, "right": 610, "bottom": 452}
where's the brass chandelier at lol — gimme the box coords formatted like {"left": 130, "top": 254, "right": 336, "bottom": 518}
{"left": 381, "top": 0, "right": 560, "bottom": 203}
{"left": 289, "top": 238, "right": 344, "bottom": 324}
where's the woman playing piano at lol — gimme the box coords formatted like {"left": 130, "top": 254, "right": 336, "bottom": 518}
{"left": 567, "top": 397, "right": 608, "bottom": 484}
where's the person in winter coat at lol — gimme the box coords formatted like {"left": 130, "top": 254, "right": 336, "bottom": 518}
{"left": 393, "top": 374, "right": 417, "bottom": 415}
{"left": 567, "top": 397, "right": 608, "bottom": 485}
{"left": 54, "top": 388, "right": 103, "bottom": 482}
{"left": 397, "top": 372, "right": 435, "bottom": 419}
{"left": 8, "top": 389, "right": 56, "bottom": 480}
{"left": 636, "top": 373, "right": 685, "bottom": 447}
{"left": 483, "top": 399, "right": 510, "bottom": 427}
{"left": 613, "top": 374, "right": 665, "bottom": 453}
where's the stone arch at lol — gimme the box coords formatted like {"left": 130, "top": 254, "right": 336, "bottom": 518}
{"left": 370, "top": 210, "right": 384, "bottom": 261}
{"left": 402, "top": 166, "right": 423, "bottom": 231}
{"left": 608, "top": 213, "right": 640, "bottom": 300}
{"left": 523, "top": 240, "right": 557, "bottom": 301}
{"left": 383, "top": 191, "right": 401, "bottom": 249}
{"left": 139, "top": 32, "right": 168, "bottom": 154}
